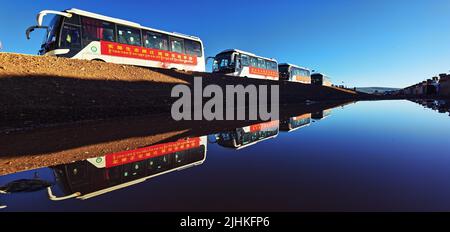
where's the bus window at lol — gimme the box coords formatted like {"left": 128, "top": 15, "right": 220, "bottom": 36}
{"left": 257, "top": 58, "right": 266, "bottom": 69}
{"left": 185, "top": 40, "right": 202, "bottom": 57}
{"left": 122, "top": 161, "right": 145, "bottom": 181}
{"left": 220, "top": 58, "right": 229, "bottom": 68}
{"left": 267, "top": 61, "right": 277, "bottom": 70}
{"left": 170, "top": 37, "right": 184, "bottom": 54}
{"left": 250, "top": 57, "right": 258, "bottom": 67}
{"left": 81, "top": 17, "right": 115, "bottom": 45}
{"left": 303, "top": 69, "right": 311, "bottom": 77}
{"left": 106, "top": 166, "right": 122, "bottom": 183}
{"left": 148, "top": 155, "right": 170, "bottom": 172}
{"left": 117, "top": 25, "right": 142, "bottom": 46}
{"left": 292, "top": 68, "right": 299, "bottom": 77}
{"left": 241, "top": 54, "right": 249, "bottom": 66}
{"left": 67, "top": 162, "right": 89, "bottom": 185}
{"left": 60, "top": 24, "right": 81, "bottom": 49}
{"left": 143, "top": 31, "right": 168, "bottom": 51}
{"left": 266, "top": 61, "right": 272, "bottom": 70}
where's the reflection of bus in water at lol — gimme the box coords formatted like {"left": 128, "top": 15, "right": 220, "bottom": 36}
{"left": 215, "top": 121, "right": 279, "bottom": 149}
{"left": 280, "top": 113, "right": 311, "bottom": 132}
{"left": 48, "top": 137, "right": 207, "bottom": 200}
{"left": 311, "top": 108, "right": 332, "bottom": 120}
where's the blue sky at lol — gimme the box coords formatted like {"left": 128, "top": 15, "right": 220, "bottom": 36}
{"left": 0, "top": 0, "right": 449, "bottom": 87}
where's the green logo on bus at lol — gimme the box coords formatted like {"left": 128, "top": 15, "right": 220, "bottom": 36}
{"left": 91, "top": 46, "right": 98, "bottom": 53}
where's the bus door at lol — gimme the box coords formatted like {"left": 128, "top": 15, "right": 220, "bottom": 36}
{"left": 234, "top": 53, "right": 244, "bottom": 75}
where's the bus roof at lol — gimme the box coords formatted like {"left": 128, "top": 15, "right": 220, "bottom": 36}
{"left": 278, "top": 63, "right": 310, "bottom": 71}
{"left": 218, "top": 49, "right": 277, "bottom": 62}
{"left": 64, "top": 8, "right": 202, "bottom": 42}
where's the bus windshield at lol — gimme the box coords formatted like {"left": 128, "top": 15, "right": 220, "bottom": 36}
{"left": 213, "top": 52, "right": 234, "bottom": 72}
{"left": 278, "top": 65, "right": 289, "bottom": 79}
{"left": 40, "top": 15, "right": 61, "bottom": 55}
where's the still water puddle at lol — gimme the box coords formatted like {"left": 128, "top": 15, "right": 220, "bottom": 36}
{"left": 1, "top": 100, "right": 450, "bottom": 211}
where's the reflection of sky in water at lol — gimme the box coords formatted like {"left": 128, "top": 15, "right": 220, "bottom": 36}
{"left": 2, "top": 100, "right": 450, "bottom": 211}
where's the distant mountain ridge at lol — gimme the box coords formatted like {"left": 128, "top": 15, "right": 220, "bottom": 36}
{"left": 356, "top": 87, "right": 400, "bottom": 94}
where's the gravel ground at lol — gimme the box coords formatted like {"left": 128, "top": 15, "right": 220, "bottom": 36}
{"left": 0, "top": 52, "right": 185, "bottom": 83}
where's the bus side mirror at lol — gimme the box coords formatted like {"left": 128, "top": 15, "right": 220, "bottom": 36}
{"left": 26, "top": 25, "right": 48, "bottom": 40}
{"left": 26, "top": 26, "right": 37, "bottom": 40}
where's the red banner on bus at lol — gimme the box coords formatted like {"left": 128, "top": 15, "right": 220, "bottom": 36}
{"left": 249, "top": 67, "right": 279, "bottom": 78}
{"left": 100, "top": 41, "right": 198, "bottom": 65}
{"left": 293, "top": 75, "right": 311, "bottom": 83}
{"left": 105, "top": 138, "right": 201, "bottom": 168}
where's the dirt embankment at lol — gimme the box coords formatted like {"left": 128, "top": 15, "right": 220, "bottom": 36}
{"left": 0, "top": 53, "right": 365, "bottom": 132}
{"left": 0, "top": 53, "right": 189, "bottom": 131}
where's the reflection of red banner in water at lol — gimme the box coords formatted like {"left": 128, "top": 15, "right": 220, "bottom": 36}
{"left": 250, "top": 120, "right": 279, "bottom": 132}
{"left": 292, "top": 113, "right": 311, "bottom": 121}
{"left": 100, "top": 41, "right": 198, "bottom": 65}
{"left": 249, "top": 67, "right": 279, "bottom": 79}
{"left": 105, "top": 138, "right": 201, "bottom": 168}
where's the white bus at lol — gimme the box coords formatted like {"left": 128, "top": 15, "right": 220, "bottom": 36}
{"left": 212, "top": 49, "right": 279, "bottom": 80}
{"left": 26, "top": 8, "right": 205, "bottom": 71}
{"left": 278, "top": 63, "right": 311, "bottom": 84}
{"left": 311, "top": 73, "right": 332, "bottom": 86}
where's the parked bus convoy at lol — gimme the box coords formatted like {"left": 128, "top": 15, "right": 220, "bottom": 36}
{"left": 26, "top": 8, "right": 330, "bottom": 85}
